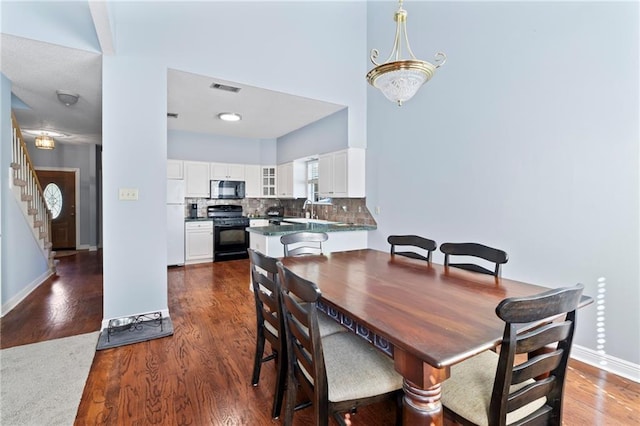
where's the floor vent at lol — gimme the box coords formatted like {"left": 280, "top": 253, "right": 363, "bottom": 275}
{"left": 96, "top": 313, "right": 174, "bottom": 350}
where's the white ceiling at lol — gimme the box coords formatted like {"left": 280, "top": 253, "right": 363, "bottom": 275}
{"left": 1, "top": 34, "right": 103, "bottom": 146}
{"left": 1, "top": 34, "right": 346, "bottom": 147}
{"left": 167, "top": 69, "right": 345, "bottom": 140}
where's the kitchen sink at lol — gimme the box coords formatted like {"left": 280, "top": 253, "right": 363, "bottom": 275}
{"left": 282, "top": 218, "right": 338, "bottom": 225}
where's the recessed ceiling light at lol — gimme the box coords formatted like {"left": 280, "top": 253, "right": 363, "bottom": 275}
{"left": 217, "top": 112, "right": 242, "bottom": 122}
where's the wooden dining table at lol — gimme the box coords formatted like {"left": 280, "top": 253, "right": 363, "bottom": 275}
{"left": 280, "top": 248, "right": 590, "bottom": 426}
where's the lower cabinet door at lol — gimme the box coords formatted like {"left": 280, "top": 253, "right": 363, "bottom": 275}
{"left": 185, "top": 223, "right": 213, "bottom": 261}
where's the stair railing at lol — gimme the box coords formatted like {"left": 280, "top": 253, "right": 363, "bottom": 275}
{"left": 10, "top": 112, "right": 53, "bottom": 253}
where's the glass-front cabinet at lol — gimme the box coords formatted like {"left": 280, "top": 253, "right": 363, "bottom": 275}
{"left": 261, "top": 166, "right": 277, "bottom": 198}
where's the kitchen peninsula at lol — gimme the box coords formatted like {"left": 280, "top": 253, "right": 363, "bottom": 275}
{"left": 247, "top": 219, "right": 375, "bottom": 258}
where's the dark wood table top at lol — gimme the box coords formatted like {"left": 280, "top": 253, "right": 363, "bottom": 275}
{"left": 280, "top": 248, "right": 574, "bottom": 369}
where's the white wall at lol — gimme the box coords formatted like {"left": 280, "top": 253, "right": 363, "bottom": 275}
{"left": 366, "top": 1, "right": 639, "bottom": 366}
{"left": 102, "top": 57, "right": 169, "bottom": 320}
{"left": 277, "top": 108, "right": 349, "bottom": 163}
{"left": 167, "top": 129, "right": 275, "bottom": 164}
{"left": 0, "top": 73, "right": 50, "bottom": 315}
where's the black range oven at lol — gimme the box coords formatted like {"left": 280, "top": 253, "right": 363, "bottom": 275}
{"left": 207, "top": 205, "right": 250, "bottom": 262}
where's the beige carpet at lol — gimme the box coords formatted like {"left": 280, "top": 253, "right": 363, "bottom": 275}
{"left": 0, "top": 332, "right": 99, "bottom": 426}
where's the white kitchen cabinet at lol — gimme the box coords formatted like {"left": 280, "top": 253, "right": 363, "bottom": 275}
{"left": 167, "top": 159, "right": 184, "bottom": 179}
{"left": 210, "top": 162, "right": 245, "bottom": 180}
{"left": 185, "top": 221, "right": 213, "bottom": 263}
{"left": 277, "top": 161, "right": 306, "bottom": 198}
{"left": 244, "top": 165, "right": 261, "bottom": 198}
{"left": 184, "top": 161, "right": 210, "bottom": 198}
{"left": 249, "top": 229, "right": 368, "bottom": 258}
{"left": 318, "top": 148, "right": 365, "bottom": 198}
{"left": 261, "top": 166, "right": 277, "bottom": 198}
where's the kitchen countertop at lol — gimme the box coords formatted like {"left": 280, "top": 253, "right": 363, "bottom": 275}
{"left": 185, "top": 217, "right": 214, "bottom": 222}
{"left": 185, "top": 217, "right": 376, "bottom": 236}
{"left": 185, "top": 216, "right": 278, "bottom": 222}
{"left": 246, "top": 221, "right": 376, "bottom": 236}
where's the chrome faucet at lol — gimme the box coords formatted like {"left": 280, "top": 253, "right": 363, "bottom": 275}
{"left": 302, "top": 199, "right": 314, "bottom": 218}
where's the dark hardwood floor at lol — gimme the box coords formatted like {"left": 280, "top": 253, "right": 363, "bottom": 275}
{"left": 1, "top": 250, "right": 638, "bottom": 425}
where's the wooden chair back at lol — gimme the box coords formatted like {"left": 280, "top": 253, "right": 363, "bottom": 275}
{"left": 276, "top": 262, "right": 326, "bottom": 421}
{"left": 440, "top": 242, "right": 508, "bottom": 276}
{"left": 387, "top": 235, "right": 437, "bottom": 262}
{"left": 490, "top": 284, "right": 584, "bottom": 425}
{"left": 281, "top": 231, "right": 328, "bottom": 257}
{"left": 248, "top": 248, "right": 287, "bottom": 418}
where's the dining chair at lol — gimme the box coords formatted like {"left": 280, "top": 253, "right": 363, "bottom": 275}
{"left": 248, "top": 249, "right": 345, "bottom": 418}
{"left": 248, "top": 248, "right": 287, "bottom": 419}
{"left": 441, "top": 283, "right": 584, "bottom": 426}
{"left": 439, "top": 242, "right": 508, "bottom": 276}
{"left": 280, "top": 231, "right": 328, "bottom": 257}
{"left": 387, "top": 234, "right": 437, "bottom": 262}
{"left": 276, "top": 262, "right": 404, "bottom": 426}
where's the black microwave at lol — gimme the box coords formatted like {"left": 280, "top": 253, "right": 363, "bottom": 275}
{"left": 210, "top": 180, "right": 245, "bottom": 199}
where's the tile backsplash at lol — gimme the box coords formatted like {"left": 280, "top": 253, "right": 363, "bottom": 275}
{"left": 185, "top": 197, "right": 376, "bottom": 225}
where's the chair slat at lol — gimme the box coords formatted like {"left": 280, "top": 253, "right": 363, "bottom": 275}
{"left": 281, "top": 232, "right": 328, "bottom": 257}
{"left": 512, "top": 350, "right": 563, "bottom": 384}
{"left": 516, "top": 321, "right": 572, "bottom": 354}
{"left": 440, "top": 242, "right": 508, "bottom": 277}
{"left": 388, "top": 235, "right": 436, "bottom": 263}
{"left": 507, "top": 376, "right": 555, "bottom": 413}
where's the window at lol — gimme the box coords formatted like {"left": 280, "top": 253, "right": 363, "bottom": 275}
{"left": 43, "top": 183, "right": 63, "bottom": 219}
{"left": 307, "top": 159, "right": 318, "bottom": 202}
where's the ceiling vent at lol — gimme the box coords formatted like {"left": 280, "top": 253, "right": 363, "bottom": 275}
{"left": 167, "top": 113, "right": 179, "bottom": 118}
{"left": 210, "top": 82, "right": 241, "bottom": 93}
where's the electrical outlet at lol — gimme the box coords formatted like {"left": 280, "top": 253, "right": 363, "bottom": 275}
{"left": 119, "top": 188, "right": 139, "bottom": 201}
{"left": 375, "top": 206, "right": 381, "bottom": 214}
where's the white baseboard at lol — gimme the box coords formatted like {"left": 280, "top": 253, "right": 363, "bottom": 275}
{"left": 89, "top": 246, "right": 98, "bottom": 251}
{"left": 100, "top": 309, "right": 171, "bottom": 330}
{"left": 0, "top": 270, "right": 53, "bottom": 317}
{"left": 572, "top": 344, "right": 640, "bottom": 383}
{"left": 78, "top": 244, "right": 90, "bottom": 250}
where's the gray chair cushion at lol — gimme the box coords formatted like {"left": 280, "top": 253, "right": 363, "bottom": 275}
{"left": 441, "top": 350, "right": 547, "bottom": 426}
{"left": 322, "top": 332, "right": 403, "bottom": 403}
{"left": 317, "top": 311, "right": 346, "bottom": 337}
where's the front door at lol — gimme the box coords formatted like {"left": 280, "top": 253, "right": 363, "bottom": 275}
{"left": 36, "top": 170, "right": 76, "bottom": 250}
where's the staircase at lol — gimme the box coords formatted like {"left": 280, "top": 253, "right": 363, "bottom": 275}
{"left": 9, "top": 112, "right": 56, "bottom": 273}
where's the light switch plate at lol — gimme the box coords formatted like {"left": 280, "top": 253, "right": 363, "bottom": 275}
{"left": 119, "top": 188, "right": 139, "bottom": 201}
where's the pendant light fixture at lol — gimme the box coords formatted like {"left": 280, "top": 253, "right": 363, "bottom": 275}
{"left": 35, "top": 134, "right": 55, "bottom": 150}
{"left": 366, "top": 0, "right": 446, "bottom": 106}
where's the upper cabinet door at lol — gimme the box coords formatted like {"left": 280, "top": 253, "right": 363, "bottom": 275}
{"left": 210, "top": 162, "right": 245, "bottom": 180}
{"left": 244, "top": 165, "right": 261, "bottom": 198}
{"left": 210, "top": 163, "right": 229, "bottom": 180}
{"left": 261, "top": 166, "right": 277, "bottom": 198}
{"left": 184, "top": 161, "right": 210, "bottom": 198}
{"left": 317, "top": 148, "right": 365, "bottom": 198}
{"left": 167, "top": 159, "right": 184, "bottom": 179}
{"left": 318, "top": 154, "right": 333, "bottom": 196}
{"left": 227, "top": 164, "right": 245, "bottom": 180}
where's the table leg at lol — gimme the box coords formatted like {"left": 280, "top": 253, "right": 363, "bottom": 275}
{"left": 393, "top": 347, "right": 449, "bottom": 426}
{"left": 402, "top": 379, "right": 443, "bottom": 426}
